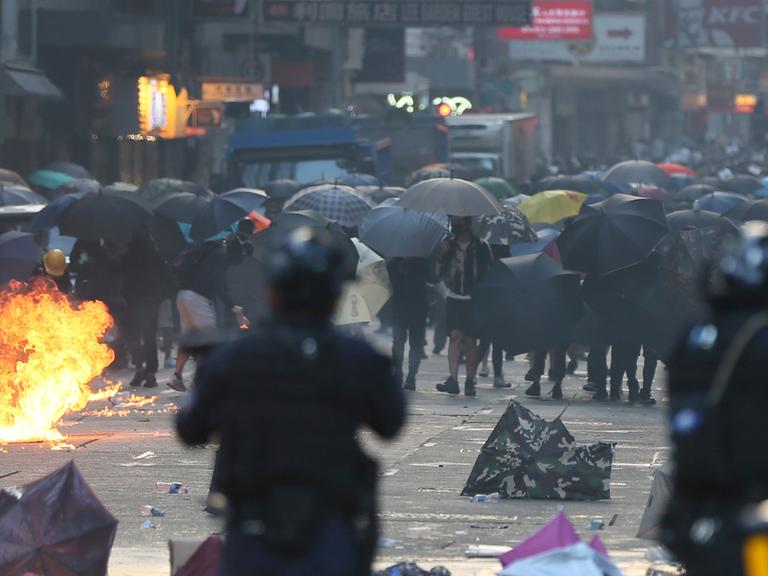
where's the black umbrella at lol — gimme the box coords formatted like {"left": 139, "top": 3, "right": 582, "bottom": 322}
{"left": 718, "top": 175, "right": 762, "bottom": 196}
{"left": 47, "top": 161, "right": 91, "bottom": 179}
{"left": 557, "top": 194, "right": 669, "bottom": 276}
{"left": 58, "top": 189, "right": 153, "bottom": 242}
{"left": 357, "top": 185, "right": 403, "bottom": 205}
{"left": 667, "top": 209, "right": 739, "bottom": 234}
{"left": 189, "top": 188, "right": 267, "bottom": 242}
{"left": 360, "top": 204, "right": 447, "bottom": 258}
{"left": 137, "top": 178, "right": 212, "bottom": 204}
{"left": 396, "top": 178, "right": 502, "bottom": 217}
{"left": 693, "top": 191, "right": 748, "bottom": 215}
{"left": 0, "top": 231, "right": 41, "bottom": 285}
{"left": 154, "top": 192, "right": 210, "bottom": 223}
{"left": 0, "top": 184, "right": 47, "bottom": 206}
{"left": 672, "top": 184, "right": 716, "bottom": 207}
{"left": 540, "top": 175, "right": 614, "bottom": 196}
{"left": 150, "top": 215, "right": 190, "bottom": 260}
{"left": 603, "top": 160, "right": 671, "bottom": 189}
{"left": 0, "top": 461, "right": 117, "bottom": 576}
{"left": 264, "top": 179, "right": 300, "bottom": 201}
{"left": 30, "top": 192, "right": 86, "bottom": 232}
{"left": 54, "top": 178, "right": 101, "bottom": 198}
{"left": 726, "top": 198, "right": 768, "bottom": 223}
{"left": 0, "top": 168, "right": 28, "bottom": 188}
{"left": 103, "top": 182, "right": 138, "bottom": 194}
{"left": 473, "top": 252, "right": 582, "bottom": 355}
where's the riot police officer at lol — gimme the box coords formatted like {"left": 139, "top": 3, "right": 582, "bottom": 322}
{"left": 176, "top": 227, "right": 406, "bottom": 576}
{"left": 663, "top": 222, "right": 768, "bottom": 575}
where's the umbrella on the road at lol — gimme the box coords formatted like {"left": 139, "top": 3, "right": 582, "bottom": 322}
{"left": 0, "top": 231, "right": 42, "bottom": 285}
{"left": 475, "top": 206, "right": 538, "bottom": 247}
{"left": 0, "top": 184, "right": 48, "bottom": 206}
{"left": 603, "top": 160, "right": 671, "bottom": 189}
{"left": 284, "top": 184, "right": 373, "bottom": 229}
{"left": 58, "top": 189, "right": 154, "bottom": 242}
{"left": 472, "top": 252, "right": 583, "bottom": 355}
{"left": 47, "top": 161, "right": 90, "bottom": 180}
{"left": 190, "top": 188, "right": 267, "bottom": 242}
{"left": 334, "top": 239, "right": 391, "bottom": 326}
{"left": 637, "top": 464, "right": 673, "bottom": 540}
{"left": 154, "top": 192, "right": 210, "bottom": 224}
{"left": 28, "top": 170, "right": 74, "bottom": 190}
{"left": 475, "top": 177, "right": 517, "bottom": 199}
{"left": 557, "top": 194, "right": 669, "bottom": 276}
{"left": 396, "top": 178, "right": 501, "bottom": 217}
{"left": 726, "top": 198, "right": 768, "bottom": 223}
{"left": 461, "top": 400, "right": 614, "bottom": 500}
{"left": 518, "top": 190, "right": 587, "bottom": 225}
{"left": 137, "top": 178, "right": 212, "bottom": 204}
{"left": 718, "top": 174, "right": 763, "bottom": 196}
{"left": 264, "top": 179, "right": 300, "bottom": 201}
{"left": 30, "top": 192, "right": 86, "bottom": 232}
{"left": 0, "top": 461, "right": 117, "bottom": 575}
{"left": 693, "top": 191, "right": 748, "bottom": 214}
{"left": 658, "top": 163, "right": 698, "bottom": 177}
{"left": 0, "top": 169, "right": 28, "bottom": 188}
{"left": 360, "top": 204, "right": 447, "bottom": 258}
{"left": 667, "top": 209, "right": 739, "bottom": 234}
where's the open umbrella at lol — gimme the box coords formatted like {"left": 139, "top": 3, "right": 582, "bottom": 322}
{"left": 0, "top": 184, "right": 48, "bottom": 206}
{"left": 557, "top": 194, "right": 669, "bottom": 276}
{"left": 405, "top": 163, "right": 470, "bottom": 186}
{"left": 28, "top": 170, "right": 74, "bottom": 190}
{"left": 360, "top": 204, "right": 447, "bottom": 258}
{"left": 137, "top": 178, "right": 212, "bottom": 204}
{"left": 264, "top": 179, "right": 300, "bottom": 201}
{"left": 396, "top": 177, "right": 501, "bottom": 217}
{"left": 658, "top": 163, "right": 698, "bottom": 177}
{"left": 540, "top": 175, "right": 615, "bottom": 197}
{"left": 508, "top": 228, "right": 561, "bottom": 260}
{"left": 0, "top": 461, "right": 117, "bottom": 576}
{"left": 30, "top": 192, "right": 86, "bottom": 232}
{"left": 475, "top": 206, "right": 537, "bottom": 247}
{"left": 58, "top": 189, "right": 154, "bottom": 242}
{"left": 154, "top": 192, "right": 210, "bottom": 224}
{"left": 517, "top": 190, "right": 587, "bottom": 225}
{"left": 54, "top": 178, "right": 101, "bottom": 197}
{"left": 284, "top": 184, "right": 373, "bottom": 229}
{"left": 603, "top": 160, "right": 671, "bottom": 189}
{"left": 726, "top": 198, "right": 768, "bottom": 223}
{"left": 356, "top": 185, "right": 403, "bottom": 205}
{"left": 475, "top": 177, "right": 516, "bottom": 199}
{"left": 472, "top": 253, "right": 582, "bottom": 355}
{"left": 334, "top": 239, "right": 391, "bottom": 326}
{"left": 718, "top": 174, "right": 763, "bottom": 196}
{"left": 693, "top": 191, "right": 748, "bottom": 214}
{"left": 672, "top": 184, "right": 716, "bottom": 207}
{"left": 47, "top": 161, "right": 90, "bottom": 179}
{"left": 189, "top": 188, "right": 267, "bottom": 242}
{"left": 103, "top": 182, "right": 138, "bottom": 194}
{"left": 339, "top": 173, "right": 379, "bottom": 187}
{"left": 667, "top": 209, "right": 739, "bottom": 234}
{"left": 0, "top": 231, "right": 41, "bottom": 285}
{"left": 461, "top": 400, "right": 614, "bottom": 500}
{"left": 0, "top": 169, "right": 28, "bottom": 188}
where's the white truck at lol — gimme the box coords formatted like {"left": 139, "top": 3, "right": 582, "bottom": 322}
{"left": 446, "top": 113, "right": 538, "bottom": 183}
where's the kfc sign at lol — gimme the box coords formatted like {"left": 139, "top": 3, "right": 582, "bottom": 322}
{"left": 498, "top": 1, "right": 592, "bottom": 41}
{"left": 677, "top": 0, "right": 764, "bottom": 49}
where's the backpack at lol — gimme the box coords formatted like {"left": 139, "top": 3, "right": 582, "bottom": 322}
{"left": 171, "top": 241, "right": 219, "bottom": 290}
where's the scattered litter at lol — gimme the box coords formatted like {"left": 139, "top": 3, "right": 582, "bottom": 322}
{"left": 587, "top": 519, "right": 605, "bottom": 531}
{"left": 140, "top": 520, "right": 156, "bottom": 530}
{"left": 155, "top": 482, "right": 188, "bottom": 494}
{"left": 0, "top": 471, "right": 19, "bottom": 480}
{"left": 132, "top": 451, "right": 155, "bottom": 460}
{"left": 378, "top": 537, "right": 398, "bottom": 548}
{"left": 373, "top": 562, "right": 451, "bottom": 576}
{"left": 406, "top": 526, "right": 432, "bottom": 539}
{"left": 471, "top": 492, "right": 500, "bottom": 503}
{"left": 470, "top": 524, "right": 511, "bottom": 529}
{"left": 140, "top": 505, "right": 165, "bottom": 517}
{"left": 465, "top": 544, "right": 510, "bottom": 558}
{"left": 609, "top": 513, "right": 619, "bottom": 527}
{"left": 109, "top": 392, "right": 130, "bottom": 406}
{"left": 117, "top": 462, "right": 155, "bottom": 468}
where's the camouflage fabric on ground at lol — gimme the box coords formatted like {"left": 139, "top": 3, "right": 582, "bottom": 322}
{"left": 461, "top": 401, "right": 615, "bottom": 500}
{"left": 373, "top": 562, "right": 451, "bottom": 576}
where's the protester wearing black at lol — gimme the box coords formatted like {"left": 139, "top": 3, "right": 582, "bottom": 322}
{"left": 663, "top": 223, "right": 768, "bottom": 575}
{"left": 176, "top": 228, "right": 405, "bottom": 576}
{"left": 121, "top": 227, "right": 170, "bottom": 388}
{"left": 388, "top": 257, "right": 429, "bottom": 390}
{"left": 525, "top": 345, "right": 568, "bottom": 399}
{"left": 435, "top": 216, "right": 493, "bottom": 397}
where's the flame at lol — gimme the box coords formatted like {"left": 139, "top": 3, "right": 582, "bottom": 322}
{"left": 0, "top": 279, "right": 115, "bottom": 443}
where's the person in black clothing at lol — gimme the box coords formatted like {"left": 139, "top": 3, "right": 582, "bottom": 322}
{"left": 388, "top": 257, "right": 429, "bottom": 390}
{"left": 176, "top": 227, "right": 405, "bottom": 576}
{"left": 121, "top": 227, "right": 171, "bottom": 389}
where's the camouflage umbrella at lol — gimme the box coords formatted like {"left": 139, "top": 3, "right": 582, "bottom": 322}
{"left": 462, "top": 401, "right": 614, "bottom": 501}
{"left": 475, "top": 205, "right": 538, "bottom": 248}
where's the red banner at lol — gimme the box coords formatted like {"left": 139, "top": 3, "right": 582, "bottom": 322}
{"left": 497, "top": 1, "right": 592, "bottom": 41}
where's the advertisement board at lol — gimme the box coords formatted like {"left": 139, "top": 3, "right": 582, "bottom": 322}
{"left": 676, "top": 0, "right": 764, "bottom": 49}
{"left": 498, "top": 1, "right": 593, "bottom": 41}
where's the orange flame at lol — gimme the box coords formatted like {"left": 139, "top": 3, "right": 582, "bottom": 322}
{"left": 0, "top": 279, "right": 115, "bottom": 442}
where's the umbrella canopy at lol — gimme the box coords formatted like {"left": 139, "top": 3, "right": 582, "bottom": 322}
{"left": 475, "top": 206, "right": 538, "bottom": 247}
{"left": 667, "top": 209, "right": 739, "bottom": 234}
{"left": 540, "top": 175, "right": 614, "bottom": 197}
{"left": 508, "top": 228, "right": 561, "bottom": 259}
{"left": 461, "top": 400, "right": 614, "bottom": 500}
{"left": 137, "top": 178, "right": 212, "bottom": 204}
{"left": 658, "top": 162, "right": 698, "bottom": 177}
{"left": 338, "top": 173, "right": 379, "bottom": 186}
{"left": 360, "top": 204, "right": 447, "bottom": 258}
{"left": 356, "top": 185, "right": 403, "bottom": 205}
{"left": 154, "top": 193, "right": 211, "bottom": 224}
{"left": 396, "top": 177, "right": 501, "bottom": 217}
{"left": 637, "top": 464, "right": 673, "bottom": 540}
{"left": 190, "top": 188, "right": 267, "bottom": 242}
{"left": 28, "top": 170, "right": 74, "bottom": 190}
{"left": 0, "top": 169, "right": 28, "bottom": 188}
{"left": 54, "top": 178, "right": 101, "bottom": 198}
{"left": 0, "top": 461, "right": 118, "bottom": 576}
{"left": 475, "top": 176, "right": 516, "bottom": 199}
{"left": 30, "top": 192, "right": 86, "bottom": 232}
{"left": 47, "top": 161, "right": 90, "bottom": 179}
{"left": 557, "top": 194, "right": 669, "bottom": 276}
{"left": 334, "top": 239, "right": 391, "bottom": 326}
{"left": 0, "top": 184, "right": 48, "bottom": 206}
{"left": 103, "top": 182, "right": 138, "bottom": 194}
{"left": 58, "top": 190, "right": 154, "bottom": 242}
{"left": 0, "top": 231, "right": 42, "bottom": 285}
{"left": 504, "top": 194, "right": 530, "bottom": 209}
{"left": 718, "top": 174, "right": 763, "bottom": 196}
{"left": 284, "top": 184, "right": 373, "bottom": 229}
{"left": 693, "top": 191, "right": 748, "bottom": 214}
{"left": 673, "top": 184, "right": 716, "bottom": 207}
{"left": 726, "top": 198, "right": 768, "bottom": 223}
{"left": 405, "top": 163, "right": 467, "bottom": 186}
{"left": 264, "top": 179, "right": 300, "bottom": 201}
{"left": 603, "top": 160, "right": 671, "bottom": 189}
{"left": 472, "top": 253, "right": 583, "bottom": 355}
{"left": 518, "top": 190, "right": 587, "bottom": 225}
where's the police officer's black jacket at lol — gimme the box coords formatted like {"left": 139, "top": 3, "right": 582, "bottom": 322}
{"left": 176, "top": 319, "right": 406, "bottom": 520}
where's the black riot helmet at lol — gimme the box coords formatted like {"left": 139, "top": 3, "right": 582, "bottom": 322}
{"left": 706, "top": 221, "right": 768, "bottom": 310}
{"left": 267, "top": 226, "right": 348, "bottom": 316}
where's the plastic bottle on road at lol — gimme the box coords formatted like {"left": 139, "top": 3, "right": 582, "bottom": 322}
{"left": 471, "top": 492, "right": 500, "bottom": 503}
{"left": 154, "top": 482, "right": 188, "bottom": 494}
{"left": 140, "top": 505, "right": 166, "bottom": 517}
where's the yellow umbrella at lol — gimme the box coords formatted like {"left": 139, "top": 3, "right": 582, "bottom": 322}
{"left": 518, "top": 190, "right": 588, "bottom": 225}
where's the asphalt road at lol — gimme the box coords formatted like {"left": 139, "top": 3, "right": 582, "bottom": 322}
{"left": 0, "top": 332, "right": 669, "bottom": 575}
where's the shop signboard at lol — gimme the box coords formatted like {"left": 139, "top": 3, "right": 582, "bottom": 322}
{"left": 497, "top": 1, "right": 593, "bottom": 41}
{"left": 676, "top": 0, "right": 764, "bottom": 49}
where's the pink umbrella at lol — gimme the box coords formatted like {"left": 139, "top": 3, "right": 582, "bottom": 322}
{"left": 499, "top": 511, "right": 580, "bottom": 567}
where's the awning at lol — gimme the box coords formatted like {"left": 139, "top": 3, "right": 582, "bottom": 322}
{"left": 2, "top": 63, "right": 63, "bottom": 99}
{"left": 549, "top": 65, "right": 679, "bottom": 96}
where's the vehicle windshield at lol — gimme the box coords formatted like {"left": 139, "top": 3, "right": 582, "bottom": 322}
{"left": 239, "top": 159, "right": 352, "bottom": 188}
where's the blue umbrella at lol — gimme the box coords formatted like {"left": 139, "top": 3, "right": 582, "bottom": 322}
{"left": 0, "top": 231, "right": 41, "bottom": 284}
{"left": 360, "top": 205, "right": 447, "bottom": 258}
{"left": 284, "top": 184, "right": 373, "bottom": 230}
{"left": 508, "top": 228, "right": 561, "bottom": 258}
{"left": 189, "top": 188, "right": 267, "bottom": 242}
{"left": 28, "top": 170, "right": 74, "bottom": 190}
{"left": 0, "top": 184, "right": 47, "bottom": 206}
{"left": 30, "top": 192, "right": 85, "bottom": 232}
{"left": 693, "top": 191, "right": 749, "bottom": 215}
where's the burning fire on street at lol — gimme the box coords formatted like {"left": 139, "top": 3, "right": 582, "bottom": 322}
{"left": 0, "top": 280, "right": 119, "bottom": 443}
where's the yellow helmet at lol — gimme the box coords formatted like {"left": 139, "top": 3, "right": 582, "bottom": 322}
{"left": 43, "top": 249, "right": 67, "bottom": 277}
